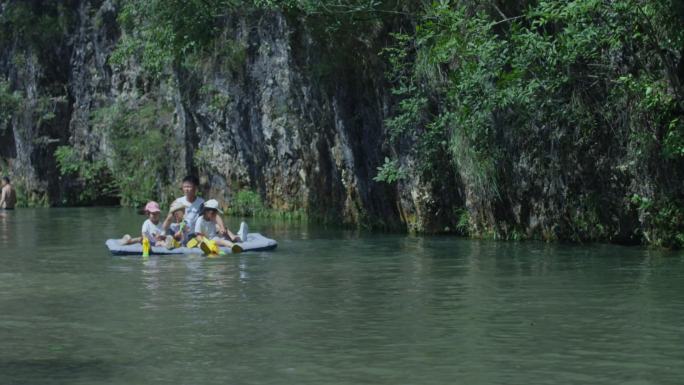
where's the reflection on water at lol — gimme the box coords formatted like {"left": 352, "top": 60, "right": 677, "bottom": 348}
{"left": 0, "top": 208, "right": 683, "bottom": 385}
{"left": 0, "top": 210, "right": 7, "bottom": 242}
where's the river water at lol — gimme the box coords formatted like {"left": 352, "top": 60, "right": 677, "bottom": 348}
{"left": 0, "top": 208, "right": 682, "bottom": 385}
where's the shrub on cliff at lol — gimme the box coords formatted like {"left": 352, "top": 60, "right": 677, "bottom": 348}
{"left": 382, "top": 0, "right": 684, "bottom": 246}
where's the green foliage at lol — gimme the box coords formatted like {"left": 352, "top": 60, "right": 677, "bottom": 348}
{"left": 13, "top": 182, "right": 49, "bottom": 208}
{"left": 383, "top": 0, "right": 684, "bottom": 246}
{"left": 193, "top": 149, "right": 213, "bottom": 175}
{"left": 567, "top": 205, "right": 608, "bottom": 242}
{"left": 5, "top": 0, "right": 680, "bottom": 245}
{"left": 111, "top": 0, "right": 409, "bottom": 79}
{"left": 198, "top": 84, "right": 233, "bottom": 114}
{"left": 373, "top": 157, "right": 406, "bottom": 184}
{"left": 663, "top": 118, "right": 684, "bottom": 159}
{"left": 255, "top": 0, "right": 405, "bottom": 31}
{"left": 226, "top": 189, "right": 307, "bottom": 220}
{"left": 455, "top": 208, "right": 470, "bottom": 235}
{"left": 228, "top": 190, "right": 267, "bottom": 216}
{"left": 90, "top": 99, "right": 177, "bottom": 207}
{"left": 0, "top": 2, "right": 73, "bottom": 49}
{"left": 54, "top": 146, "right": 80, "bottom": 175}
{"left": 1, "top": 173, "right": 49, "bottom": 208}
{"left": 111, "top": 0, "right": 252, "bottom": 76}
{"left": 386, "top": 5, "right": 506, "bottom": 200}
{"left": 0, "top": 80, "right": 21, "bottom": 131}
{"left": 631, "top": 194, "right": 684, "bottom": 249}
{"left": 54, "top": 146, "right": 117, "bottom": 204}
{"left": 631, "top": 194, "right": 654, "bottom": 213}
{"left": 203, "top": 37, "right": 248, "bottom": 75}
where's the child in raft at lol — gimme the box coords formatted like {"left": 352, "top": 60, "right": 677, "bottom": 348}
{"left": 120, "top": 201, "right": 172, "bottom": 248}
{"left": 194, "top": 199, "right": 243, "bottom": 253}
{"left": 162, "top": 200, "right": 191, "bottom": 247}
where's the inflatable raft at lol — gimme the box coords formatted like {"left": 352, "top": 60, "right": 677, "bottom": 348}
{"left": 105, "top": 233, "right": 277, "bottom": 256}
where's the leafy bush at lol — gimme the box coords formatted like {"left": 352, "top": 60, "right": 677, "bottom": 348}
{"left": 226, "top": 189, "right": 307, "bottom": 220}
{"left": 227, "top": 190, "right": 267, "bottom": 217}
{"left": 0, "top": 2, "right": 74, "bottom": 50}
{"left": 111, "top": 0, "right": 241, "bottom": 76}
{"left": 383, "top": 0, "right": 684, "bottom": 245}
{"left": 0, "top": 80, "right": 21, "bottom": 131}
{"left": 12, "top": 181, "right": 48, "bottom": 208}
{"left": 631, "top": 194, "right": 684, "bottom": 249}
{"left": 455, "top": 208, "right": 470, "bottom": 236}
{"left": 54, "top": 146, "right": 117, "bottom": 204}
{"left": 89, "top": 100, "right": 177, "bottom": 207}
{"left": 373, "top": 157, "right": 406, "bottom": 184}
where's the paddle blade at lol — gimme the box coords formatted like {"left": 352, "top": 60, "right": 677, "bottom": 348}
{"left": 187, "top": 238, "right": 199, "bottom": 248}
{"left": 199, "top": 240, "right": 213, "bottom": 255}
{"left": 142, "top": 238, "right": 150, "bottom": 257}
{"left": 208, "top": 240, "right": 220, "bottom": 255}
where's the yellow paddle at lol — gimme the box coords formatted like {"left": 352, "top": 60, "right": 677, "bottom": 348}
{"left": 187, "top": 237, "right": 199, "bottom": 248}
{"left": 142, "top": 237, "right": 150, "bottom": 258}
{"left": 199, "top": 239, "right": 213, "bottom": 255}
{"left": 172, "top": 239, "right": 181, "bottom": 249}
{"left": 199, "top": 239, "right": 225, "bottom": 257}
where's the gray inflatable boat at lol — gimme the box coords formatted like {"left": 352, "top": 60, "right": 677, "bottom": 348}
{"left": 105, "top": 233, "right": 277, "bottom": 256}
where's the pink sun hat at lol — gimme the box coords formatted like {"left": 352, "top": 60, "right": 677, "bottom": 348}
{"left": 144, "top": 201, "right": 161, "bottom": 213}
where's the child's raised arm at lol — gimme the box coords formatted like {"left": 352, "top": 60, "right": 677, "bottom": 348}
{"left": 162, "top": 214, "right": 173, "bottom": 231}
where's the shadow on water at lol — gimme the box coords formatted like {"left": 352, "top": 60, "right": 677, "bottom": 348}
{"left": 0, "top": 358, "right": 114, "bottom": 384}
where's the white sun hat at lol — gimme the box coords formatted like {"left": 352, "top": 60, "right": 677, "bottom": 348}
{"left": 201, "top": 199, "right": 223, "bottom": 214}
{"left": 169, "top": 200, "right": 188, "bottom": 214}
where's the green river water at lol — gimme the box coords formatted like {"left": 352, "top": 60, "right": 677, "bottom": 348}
{"left": 0, "top": 208, "right": 683, "bottom": 385}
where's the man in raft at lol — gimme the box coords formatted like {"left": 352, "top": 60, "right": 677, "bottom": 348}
{"left": 166, "top": 175, "right": 248, "bottom": 242}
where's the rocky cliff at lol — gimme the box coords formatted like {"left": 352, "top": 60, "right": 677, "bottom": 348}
{"left": 0, "top": 0, "right": 455, "bottom": 231}
{"left": 1, "top": 1, "right": 682, "bottom": 246}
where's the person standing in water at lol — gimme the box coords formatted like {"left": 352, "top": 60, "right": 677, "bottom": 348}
{"left": 0, "top": 176, "right": 17, "bottom": 210}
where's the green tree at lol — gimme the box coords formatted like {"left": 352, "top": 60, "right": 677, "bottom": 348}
{"left": 383, "top": 0, "right": 684, "bottom": 245}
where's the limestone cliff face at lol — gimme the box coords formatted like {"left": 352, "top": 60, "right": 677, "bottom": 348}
{"left": 0, "top": 2, "right": 72, "bottom": 205}
{"left": 7, "top": 1, "right": 673, "bottom": 243}
{"left": 0, "top": 1, "right": 445, "bottom": 230}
